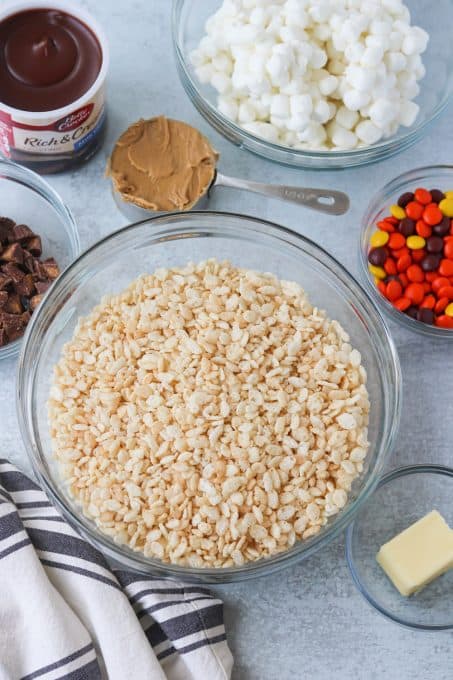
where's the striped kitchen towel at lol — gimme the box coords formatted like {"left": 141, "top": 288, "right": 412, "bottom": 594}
{"left": 0, "top": 459, "right": 233, "bottom": 680}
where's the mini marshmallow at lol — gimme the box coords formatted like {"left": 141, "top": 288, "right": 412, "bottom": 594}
{"left": 335, "top": 105, "right": 359, "bottom": 130}
{"left": 328, "top": 122, "right": 358, "bottom": 149}
{"left": 385, "top": 51, "right": 407, "bottom": 72}
{"left": 368, "top": 98, "right": 396, "bottom": 128}
{"left": 343, "top": 88, "right": 371, "bottom": 111}
{"left": 297, "top": 122, "right": 328, "bottom": 144}
{"left": 218, "top": 97, "right": 239, "bottom": 120}
{"left": 270, "top": 94, "right": 291, "bottom": 119}
{"left": 361, "top": 46, "right": 385, "bottom": 68}
{"left": 238, "top": 101, "right": 257, "bottom": 124}
{"left": 312, "top": 99, "right": 332, "bottom": 124}
{"left": 356, "top": 120, "right": 383, "bottom": 145}
{"left": 211, "top": 72, "right": 232, "bottom": 95}
{"left": 346, "top": 65, "right": 376, "bottom": 92}
{"left": 192, "top": 0, "right": 429, "bottom": 151}
{"left": 243, "top": 122, "right": 280, "bottom": 143}
{"left": 319, "top": 74, "right": 338, "bottom": 96}
{"left": 399, "top": 100, "right": 419, "bottom": 127}
{"left": 290, "top": 94, "right": 313, "bottom": 117}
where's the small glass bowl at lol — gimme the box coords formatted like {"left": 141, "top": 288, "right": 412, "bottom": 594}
{"left": 17, "top": 211, "right": 401, "bottom": 583}
{"left": 346, "top": 465, "right": 453, "bottom": 631}
{"left": 0, "top": 159, "right": 80, "bottom": 361}
{"left": 172, "top": 0, "right": 453, "bottom": 169}
{"left": 360, "top": 165, "right": 453, "bottom": 339}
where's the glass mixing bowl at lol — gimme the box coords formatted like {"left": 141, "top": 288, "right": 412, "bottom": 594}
{"left": 360, "top": 165, "right": 453, "bottom": 339}
{"left": 172, "top": 0, "right": 453, "bottom": 169}
{"left": 17, "top": 212, "right": 401, "bottom": 583}
{"left": 346, "top": 465, "right": 453, "bottom": 631}
{"left": 0, "top": 159, "right": 80, "bottom": 362}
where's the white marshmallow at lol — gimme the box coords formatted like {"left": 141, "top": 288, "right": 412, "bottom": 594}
{"left": 343, "top": 89, "right": 370, "bottom": 112}
{"left": 328, "top": 122, "right": 358, "bottom": 149}
{"left": 368, "top": 98, "right": 395, "bottom": 128}
{"left": 399, "top": 100, "right": 419, "bottom": 127}
{"left": 211, "top": 72, "right": 232, "bottom": 94}
{"left": 243, "top": 121, "right": 280, "bottom": 143}
{"left": 356, "top": 120, "right": 383, "bottom": 144}
{"left": 218, "top": 97, "right": 239, "bottom": 120}
{"left": 193, "top": 0, "right": 429, "bottom": 151}
{"left": 319, "top": 74, "right": 338, "bottom": 96}
{"left": 270, "top": 94, "right": 291, "bottom": 119}
{"left": 335, "top": 105, "right": 359, "bottom": 130}
{"left": 385, "top": 51, "right": 406, "bottom": 72}
{"left": 238, "top": 101, "right": 257, "bottom": 124}
{"left": 312, "top": 99, "right": 332, "bottom": 124}
{"left": 346, "top": 65, "right": 376, "bottom": 92}
{"left": 361, "top": 46, "right": 384, "bottom": 68}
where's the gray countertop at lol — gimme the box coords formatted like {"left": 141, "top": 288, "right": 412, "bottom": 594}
{"left": 2, "top": 2, "right": 452, "bottom": 679}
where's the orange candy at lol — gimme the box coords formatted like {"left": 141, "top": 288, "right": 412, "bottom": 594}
{"left": 386, "top": 279, "right": 403, "bottom": 301}
{"left": 384, "top": 258, "right": 397, "bottom": 275}
{"left": 395, "top": 297, "right": 411, "bottom": 311}
{"left": 405, "top": 201, "right": 424, "bottom": 221}
{"left": 397, "top": 254, "right": 412, "bottom": 272}
{"left": 405, "top": 283, "right": 425, "bottom": 305}
{"left": 422, "top": 203, "right": 443, "bottom": 226}
{"left": 438, "top": 286, "right": 453, "bottom": 300}
{"left": 399, "top": 273, "right": 409, "bottom": 288}
{"left": 435, "top": 297, "right": 449, "bottom": 314}
{"left": 369, "top": 191, "right": 453, "bottom": 329}
{"left": 394, "top": 246, "right": 410, "bottom": 259}
{"left": 388, "top": 232, "right": 406, "bottom": 250}
{"left": 377, "top": 280, "right": 387, "bottom": 296}
{"left": 432, "top": 277, "right": 451, "bottom": 294}
{"left": 377, "top": 219, "right": 396, "bottom": 233}
{"left": 439, "top": 259, "right": 453, "bottom": 277}
{"left": 415, "top": 220, "right": 432, "bottom": 238}
{"left": 445, "top": 240, "right": 453, "bottom": 260}
{"left": 425, "top": 272, "right": 438, "bottom": 283}
{"left": 414, "top": 188, "right": 432, "bottom": 205}
{"left": 412, "top": 249, "right": 426, "bottom": 263}
{"left": 436, "top": 315, "right": 453, "bottom": 329}
{"left": 421, "top": 295, "right": 436, "bottom": 310}
{"left": 406, "top": 264, "right": 424, "bottom": 283}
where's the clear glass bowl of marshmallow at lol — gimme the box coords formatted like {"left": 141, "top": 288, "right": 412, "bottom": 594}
{"left": 172, "top": 0, "right": 453, "bottom": 169}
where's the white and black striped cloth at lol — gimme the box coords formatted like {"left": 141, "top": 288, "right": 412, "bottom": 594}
{"left": 0, "top": 460, "right": 233, "bottom": 680}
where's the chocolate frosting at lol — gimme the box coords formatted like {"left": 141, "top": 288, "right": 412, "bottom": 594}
{"left": 0, "top": 9, "right": 102, "bottom": 112}
{"left": 108, "top": 116, "right": 219, "bottom": 211}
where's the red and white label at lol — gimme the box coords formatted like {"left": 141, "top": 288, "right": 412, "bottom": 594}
{"left": 0, "top": 86, "right": 105, "bottom": 157}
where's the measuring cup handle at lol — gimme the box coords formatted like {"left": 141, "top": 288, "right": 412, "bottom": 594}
{"left": 214, "top": 173, "right": 349, "bottom": 215}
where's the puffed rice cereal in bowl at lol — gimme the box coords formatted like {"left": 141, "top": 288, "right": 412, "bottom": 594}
{"left": 48, "top": 259, "right": 370, "bottom": 568}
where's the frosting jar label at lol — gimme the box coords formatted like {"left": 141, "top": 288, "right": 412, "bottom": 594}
{"left": 0, "top": 88, "right": 105, "bottom": 157}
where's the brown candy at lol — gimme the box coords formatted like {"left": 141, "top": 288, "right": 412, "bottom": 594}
{"left": 1, "top": 242, "right": 24, "bottom": 265}
{"left": 25, "top": 236, "right": 42, "bottom": 257}
{"left": 12, "top": 224, "right": 35, "bottom": 242}
{"left": 0, "top": 216, "right": 60, "bottom": 347}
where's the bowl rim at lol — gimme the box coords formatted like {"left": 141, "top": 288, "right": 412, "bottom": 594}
{"left": 17, "top": 210, "right": 402, "bottom": 582}
{"left": 359, "top": 163, "right": 453, "bottom": 339}
{"left": 0, "top": 157, "right": 80, "bottom": 361}
{"left": 171, "top": 0, "right": 453, "bottom": 167}
{"left": 345, "top": 463, "right": 453, "bottom": 632}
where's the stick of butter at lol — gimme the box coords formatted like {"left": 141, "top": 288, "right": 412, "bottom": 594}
{"left": 376, "top": 510, "right": 453, "bottom": 597}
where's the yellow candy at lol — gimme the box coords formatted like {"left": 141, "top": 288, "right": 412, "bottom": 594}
{"left": 444, "top": 191, "right": 453, "bottom": 199}
{"left": 407, "top": 235, "right": 426, "bottom": 250}
{"left": 369, "top": 264, "right": 386, "bottom": 279}
{"left": 370, "top": 230, "right": 389, "bottom": 248}
{"left": 445, "top": 303, "right": 453, "bottom": 318}
{"left": 439, "top": 198, "right": 453, "bottom": 218}
{"left": 390, "top": 204, "right": 406, "bottom": 220}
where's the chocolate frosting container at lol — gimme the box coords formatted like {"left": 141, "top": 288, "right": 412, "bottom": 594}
{"left": 0, "top": 1, "right": 109, "bottom": 173}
